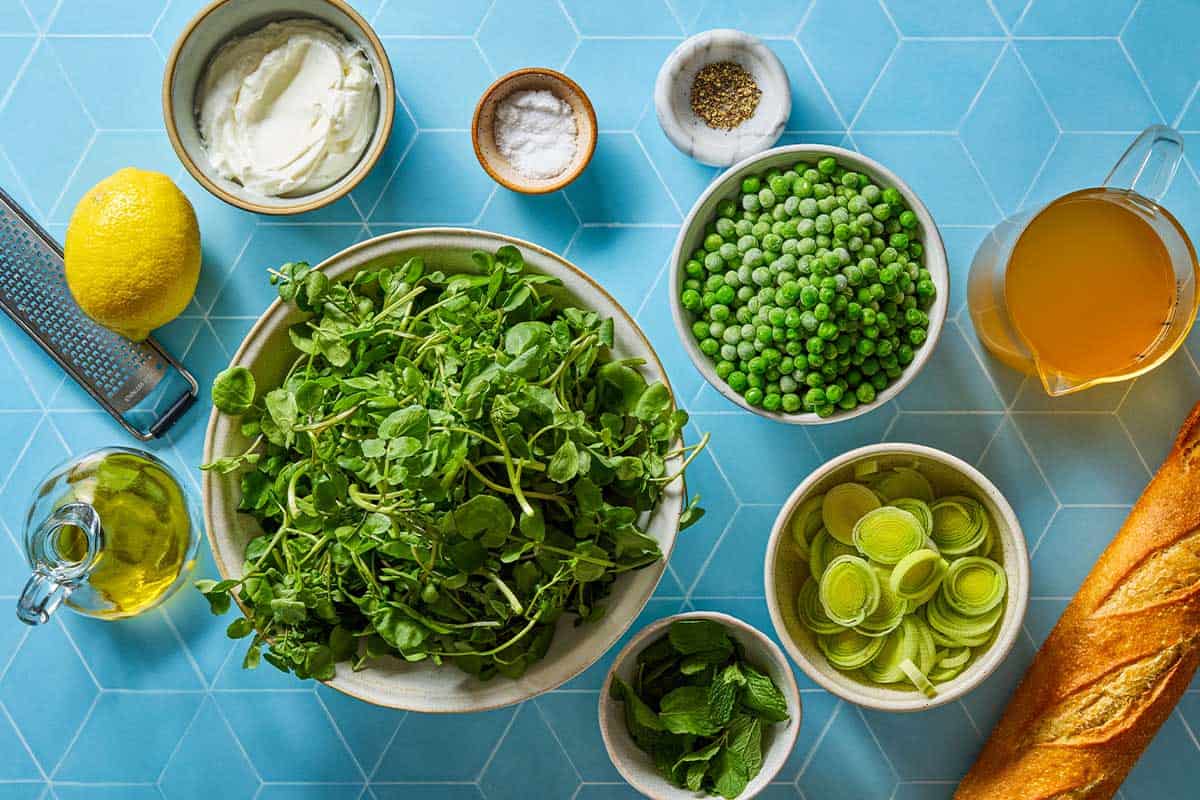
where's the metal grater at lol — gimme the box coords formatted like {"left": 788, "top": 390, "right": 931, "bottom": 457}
{"left": 0, "top": 186, "right": 198, "bottom": 441}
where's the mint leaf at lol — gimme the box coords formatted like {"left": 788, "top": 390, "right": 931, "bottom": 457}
{"left": 711, "top": 747, "right": 749, "bottom": 799}
{"left": 726, "top": 715, "right": 763, "bottom": 779}
{"left": 668, "top": 619, "right": 733, "bottom": 657}
{"left": 741, "top": 665, "right": 790, "bottom": 723}
{"left": 659, "top": 686, "right": 721, "bottom": 736}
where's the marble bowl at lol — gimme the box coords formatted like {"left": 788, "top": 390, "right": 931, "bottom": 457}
{"left": 763, "top": 443, "right": 1030, "bottom": 712}
{"left": 669, "top": 143, "right": 949, "bottom": 425}
{"left": 599, "top": 612, "right": 802, "bottom": 799}
{"left": 162, "top": 0, "right": 395, "bottom": 215}
{"left": 203, "top": 228, "right": 687, "bottom": 711}
{"left": 472, "top": 67, "right": 597, "bottom": 194}
{"left": 654, "top": 29, "right": 790, "bottom": 167}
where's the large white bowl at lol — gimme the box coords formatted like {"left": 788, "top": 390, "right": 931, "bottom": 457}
{"left": 669, "top": 144, "right": 949, "bottom": 424}
{"left": 202, "top": 228, "right": 686, "bottom": 711}
{"left": 599, "top": 612, "right": 801, "bottom": 799}
{"left": 763, "top": 443, "right": 1029, "bottom": 712}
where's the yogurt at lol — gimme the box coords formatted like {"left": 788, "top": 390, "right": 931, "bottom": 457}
{"left": 197, "top": 19, "right": 379, "bottom": 197}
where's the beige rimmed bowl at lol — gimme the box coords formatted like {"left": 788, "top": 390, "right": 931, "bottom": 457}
{"left": 471, "top": 68, "right": 598, "bottom": 194}
{"left": 763, "top": 443, "right": 1029, "bottom": 712}
{"left": 162, "top": 0, "right": 395, "bottom": 215}
{"left": 599, "top": 612, "right": 801, "bottom": 799}
{"left": 670, "top": 144, "right": 949, "bottom": 424}
{"left": 202, "top": 228, "right": 686, "bottom": 712}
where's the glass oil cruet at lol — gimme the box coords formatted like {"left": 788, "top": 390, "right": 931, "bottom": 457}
{"left": 967, "top": 125, "right": 1200, "bottom": 396}
{"left": 16, "top": 447, "right": 200, "bottom": 625}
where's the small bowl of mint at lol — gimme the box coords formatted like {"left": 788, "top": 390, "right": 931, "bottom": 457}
{"left": 669, "top": 144, "right": 949, "bottom": 424}
{"left": 599, "top": 612, "right": 800, "bottom": 799}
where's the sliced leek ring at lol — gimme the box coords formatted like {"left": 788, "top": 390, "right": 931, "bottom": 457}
{"left": 856, "top": 567, "right": 907, "bottom": 637}
{"left": 818, "top": 555, "right": 880, "bottom": 627}
{"left": 853, "top": 459, "right": 880, "bottom": 480}
{"left": 873, "top": 467, "right": 935, "bottom": 504}
{"left": 926, "top": 591, "right": 1004, "bottom": 641}
{"left": 809, "top": 527, "right": 857, "bottom": 582}
{"left": 789, "top": 493, "right": 825, "bottom": 561}
{"left": 861, "top": 625, "right": 916, "bottom": 684}
{"left": 822, "top": 482, "right": 882, "bottom": 545}
{"left": 905, "top": 613, "right": 938, "bottom": 674}
{"left": 797, "top": 577, "right": 846, "bottom": 635}
{"left": 929, "top": 664, "right": 966, "bottom": 684}
{"left": 892, "top": 497, "right": 933, "bottom": 537}
{"left": 937, "top": 646, "right": 972, "bottom": 670}
{"left": 819, "top": 627, "right": 886, "bottom": 670}
{"left": 943, "top": 557, "right": 1007, "bottom": 616}
{"left": 889, "top": 549, "right": 948, "bottom": 601}
{"left": 930, "top": 495, "right": 989, "bottom": 555}
{"left": 853, "top": 506, "right": 924, "bottom": 565}
{"left": 901, "top": 657, "right": 938, "bottom": 698}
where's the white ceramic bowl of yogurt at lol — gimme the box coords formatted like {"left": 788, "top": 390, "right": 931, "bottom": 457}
{"left": 163, "top": 0, "right": 395, "bottom": 215}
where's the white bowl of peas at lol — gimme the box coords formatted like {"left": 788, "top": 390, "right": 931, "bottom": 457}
{"left": 763, "top": 443, "right": 1029, "bottom": 712}
{"left": 670, "top": 144, "right": 948, "bottom": 423}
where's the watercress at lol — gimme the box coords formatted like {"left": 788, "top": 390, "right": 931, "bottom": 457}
{"left": 199, "top": 246, "right": 708, "bottom": 682}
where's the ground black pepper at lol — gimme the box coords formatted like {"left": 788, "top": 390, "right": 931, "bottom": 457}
{"left": 690, "top": 61, "right": 762, "bottom": 130}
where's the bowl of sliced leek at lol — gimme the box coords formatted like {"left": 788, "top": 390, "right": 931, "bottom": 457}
{"left": 763, "top": 442, "right": 1028, "bottom": 712}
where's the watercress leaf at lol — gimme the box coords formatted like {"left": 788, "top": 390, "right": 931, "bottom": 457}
{"left": 547, "top": 439, "right": 580, "bottom": 483}
{"left": 378, "top": 405, "right": 429, "bottom": 440}
{"left": 270, "top": 598, "right": 307, "bottom": 625}
{"left": 329, "top": 625, "right": 356, "bottom": 662}
{"left": 597, "top": 362, "right": 648, "bottom": 413}
{"left": 668, "top": 619, "right": 733, "bottom": 657}
{"left": 447, "top": 495, "right": 514, "bottom": 540}
{"left": 371, "top": 606, "right": 429, "bottom": 652}
{"left": 634, "top": 382, "right": 671, "bottom": 421}
{"left": 265, "top": 389, "right": 298, "bottom": 434}
{"left": 659, "top": 686, "right": 721, "bottom": 736}
{"left": 447, "top": 539, "right": 487, "bottom": 572}
{"left": 740, "top": 665, "right": 789, "bottom": 723}
{"left": 226, "top": 617, "right": 255, "bottom": 639}
{"left": 242, "top": 640, "right": 262, "bottom": 670}
{"left": 519, "top": 506, "right": 545, "bottom": 541}
{"left": 304, "top": 644, "right": 335, "bottom": 681}
{"left": 680, "top": 495, "right": 706, "bottom": 531}
{"left": 212, "top": 366, "right": 256, "bottom": 415}
{"left": 361, "top": 438, "right": 386, "bottom": 458}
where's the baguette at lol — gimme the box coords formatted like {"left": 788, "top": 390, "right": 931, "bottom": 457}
{"left": 956, "top": 402, "right": 1200, "bottom": 800}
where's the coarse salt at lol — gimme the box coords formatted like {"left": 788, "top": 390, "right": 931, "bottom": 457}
{"left": 493, "top": 89, "right": 578, "bottom": 180}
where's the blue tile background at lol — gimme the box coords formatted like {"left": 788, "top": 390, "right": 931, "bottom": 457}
{"left": 0, "top": 1, "right": 1198, "bottom": 798}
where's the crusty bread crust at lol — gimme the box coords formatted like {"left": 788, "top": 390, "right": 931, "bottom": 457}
{"left": 956, "top": 402, "right": 1200, "bottom": 800}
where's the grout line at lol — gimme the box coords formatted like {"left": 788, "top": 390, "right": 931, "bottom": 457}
{"left": 153, "top": 695, "right": 206, "bottom": 785}
{"left": 48, "top": 692, "right": 100, "bottom": 779}
{"left": 795, "top": 699, "right": 842, "bottom": 778}
{"left": 1116, "top": 36, "right": 1166, "bottom": 123}
{"left": 846, "top": 38, "right": 901, "bottom": 130}
{"left": 313, "top": 690, "right": 371, "bottom": 783}
{"left": 957, "top": 41, "right": 1008, "bottom": 131}
{"left": 1009, "top": 44, "right": 1063, "bottom": 132}
{"left": 0, "top": 701, "right": 49, "bottom": 782}
{"left": 474, "top": 705, "right": 520, "bottom": 782}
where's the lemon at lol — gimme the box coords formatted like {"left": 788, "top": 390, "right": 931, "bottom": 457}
{"left": 65, "top": 168, "right": 201, "bottom": 341}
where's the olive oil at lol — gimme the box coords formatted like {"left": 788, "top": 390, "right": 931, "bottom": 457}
{"left": 56, "top": 451, "right": 192, "bottom": 617}
{"left": 1003, "top": 190, "right": 1176, "bottom": 381}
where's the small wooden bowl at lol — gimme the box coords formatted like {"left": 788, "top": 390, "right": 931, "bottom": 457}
{"left": 471, "top": 68, "right": 597, "bottom": 194}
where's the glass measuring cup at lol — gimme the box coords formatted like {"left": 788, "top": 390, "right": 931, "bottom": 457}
{"left": 16, "top": 447, "right": 200, "bottom": 624}
{"left": 967, "top": 126, "right": 1199, "bottom": 396}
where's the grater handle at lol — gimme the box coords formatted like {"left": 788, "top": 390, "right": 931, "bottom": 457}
{"left": 148, "top": 381, "right": 199, "bottom": 439}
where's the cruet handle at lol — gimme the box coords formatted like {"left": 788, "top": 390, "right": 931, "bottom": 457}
{"left": 17, "top": 503, "right": 102, "bottom": 626}
{"left": 1103, "top": 125, "right": 1185, "bottom": 202}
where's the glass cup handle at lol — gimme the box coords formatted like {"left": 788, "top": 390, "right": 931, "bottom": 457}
{"left": 1103, "top": 124, "right": 1185, "bottom": 202}
{"left": 16, "top": 503, "right": 102, "bottom": 626}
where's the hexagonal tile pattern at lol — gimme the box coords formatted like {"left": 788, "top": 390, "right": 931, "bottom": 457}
{"left": 1016, "top": 39, "right": 1160, "bottom": 131}
{"left": 798, "top": 0, "right": 897, "bottom": 123}
{"left": 854, "top": 41, "right": 1003, "bottom": 132}
{"left": 961, "top": 47, "right": 1059, "bottom": 214}
{"left": 476, "top": 0, "right": 577, "bottom": 75}
{"left": 0, "top": 2, "right": 1199, "bottom": 797}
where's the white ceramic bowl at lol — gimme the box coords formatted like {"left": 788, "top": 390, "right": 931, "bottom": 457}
{"left": 669, "top": 144, "right": 949, "bottom": 425}
{"left": 763, "top": 443, "right": 1029, "bottom": 712}
{"left": 202, "top": 228, "right": 686, "bottom": 711}
{"left": 163, "top": 0, "right": 395, "bottom": 215}
{"left": 654, "top": 29, "right": 790, "bottom": 167}
{"left": 599, "top": 612, "right": 801, "bottom": 799}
